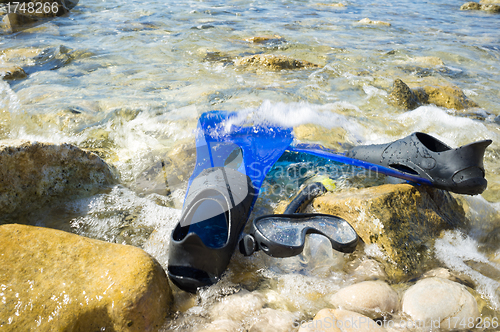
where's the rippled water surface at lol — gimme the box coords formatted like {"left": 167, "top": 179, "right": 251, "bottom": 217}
{"left": 2, "top": 0, "right": 500, "bottom": 330}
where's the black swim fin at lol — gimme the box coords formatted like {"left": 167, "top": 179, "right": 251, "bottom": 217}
{"left": 345, "top": 132, "right": 492, "bottom": 195}
{"left": 168, "top": 167, "right": 254, "bottom": 293}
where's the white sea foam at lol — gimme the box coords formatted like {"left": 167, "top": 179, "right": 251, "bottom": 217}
{"left": 66, "top": 185, "right": 180, "bottom": 266}
{"left": 435, "top": 230, "right": 500, "bottom": 309}
{"left": 222, "top": 100, "right": 365, "bottom": 143}
{"left": 396, "top": 105, "right": 495, "bottom": 144}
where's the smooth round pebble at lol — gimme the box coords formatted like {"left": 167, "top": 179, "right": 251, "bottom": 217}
{"left": 249, "top": 308, "right": 298, "bottom": 332}
{"left": 209, "top": 290, "right": 265, "bottom": 321}
{"left": 198, "top": 319, "right": 241, "bottom": 332}
{"left": 329, "top": 280, "right": 399, "bottom": 319}
{"left": 402, "top": 277, "right": 479, "bottom": 326}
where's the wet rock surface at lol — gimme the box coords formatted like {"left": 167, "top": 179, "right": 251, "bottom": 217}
{"left": 316, "top": 2, "right": 346, "bottom": 8}
{"left": 2, "top": 12, "right": 39, "bottom": 33}
{"left": 0, "top": 64, "right": 27, "bottom": 80}
{"left": 0, "top": 140, "right": 116, "bottom": 218}
{"left": 313, "top": 184, "right": 468, "bottom": 280}
{"left": 0, "top": 223, "right": 172, "bottom": 332}
{"left": 234, "top": 54, "right": 320, "bottom": 70}
{"left": 348, "top": 258, "right": 389, "bottom": 282}
{"left": 357, "top": 18, "right": 391, "bottom": 26}
{"left": 329, "top": 281, "right": 399, "bottom": 319}
{"left": 461, "top": 1, "right": 500, "bottom": 12}
{"left": 244, "top": 35, "right": 285, "bottom": 44}
{"left": 389, "top": 79, "right": 420, "bottom": 110}
{"left": 1, "top": 0, "right": 77, "bottom": 33}
{"left": 401, "top": 277, "right": 479, "bottom": 326}
{"left": 389, "top": 79, "right": 479, "bottom": 110}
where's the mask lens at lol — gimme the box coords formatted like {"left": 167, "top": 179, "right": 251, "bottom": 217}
{"left": 255, "top": 215, "right": 357, "bottom": 248}
{"left": 255, "top": 217, "right": 304, "bottom": 246}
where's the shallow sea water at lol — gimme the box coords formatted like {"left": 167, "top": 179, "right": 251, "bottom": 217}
{"left": 1, "top": 0, "right": 500, "bottom": 330}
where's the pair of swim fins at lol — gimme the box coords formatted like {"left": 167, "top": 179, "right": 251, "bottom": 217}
{"left": 168, "top": 110, "right": 492, "bottom": 293}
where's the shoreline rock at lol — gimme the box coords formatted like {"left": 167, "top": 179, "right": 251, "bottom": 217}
{"left": 0, "top": 140, "right": 116, "bottom": 218}
{"left": 234, "top": 54, "right": 320, "bottom": 71}
{"left": 244, "top": 35, "right": 284, "bottom": 44}
{"left": 389, "top": 78, "right": 479, "bottom": 110}
{"left": 0, "top": 223, "right": 173, "bottom": 331}
{"left": 460, "top": 1, "right": 500, "bottom": 12}
{"left": 357, "top": 18, "right": 391, "bottom": 26}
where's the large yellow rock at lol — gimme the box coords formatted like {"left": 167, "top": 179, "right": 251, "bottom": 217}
{"left": 234, "top": 54, "right": 320, "bottom": 71}
{"left": 0, "top": 224, "right": 172, "bottom": 332}
{"left": 313, "top": 184, "right": 468, "bottom": 280}
{"left": 0, "top": 140, "right": 116, "bottom": 217}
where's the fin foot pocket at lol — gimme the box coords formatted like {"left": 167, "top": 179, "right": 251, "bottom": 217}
{"left": 346, "top": 132, "right": 492, "bottom": 195}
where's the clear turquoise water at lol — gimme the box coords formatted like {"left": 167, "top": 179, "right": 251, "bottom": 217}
{"left": 2, "top": 0, "right": 500, "bottom": 330}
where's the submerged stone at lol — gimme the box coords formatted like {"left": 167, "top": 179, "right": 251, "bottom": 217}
{"left": 461, "top": 1, "right": 482, "bottom": 10}
{"left": 248, "top": 308, "right": 298, "bottom": 332}
{"left": 329, "top": 281, "right": 399, "bottom": 319}
{"left": 312, "top": 184, "right": 468, "bottom": 280}
{"left": 0, "top": 224, "right": 172, "bottom": 331}
{"left": 401, "top": 277, "right": 479, "bottom": 326}
{"left": 2, "top": 13, "right": 40, "bottom": 32}
{"left": 0, "top": 64, "right": 27, "bottom": 80}
{"left": 357, "top": 18, "right": 391, "bottom": 26}
{"left": 316, "top": 3, "right": 346, "bottom": 7}
{"left": 234, "top": 54, "right": 320, "bottom": 70}
{"left": 0, "top": 140, "right": 116, "bottom": 217}
{"left": 348, "top": 258, "right": 388, "bottom": 282}
{"left": 244, "top": 35, "right": 284, "bottom": 44}
{"left": 480, "top": 3, "right": 500, "bottom": 11}
{"left": 209, "top": 290, "right": 266, "bottom": 321}
{"left": 420, "top": 267, "right": 474, "bottom": 288}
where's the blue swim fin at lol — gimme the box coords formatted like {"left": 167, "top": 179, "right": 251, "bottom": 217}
{"left": 168, "top": 111, "right": 293, "bottom": 293}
